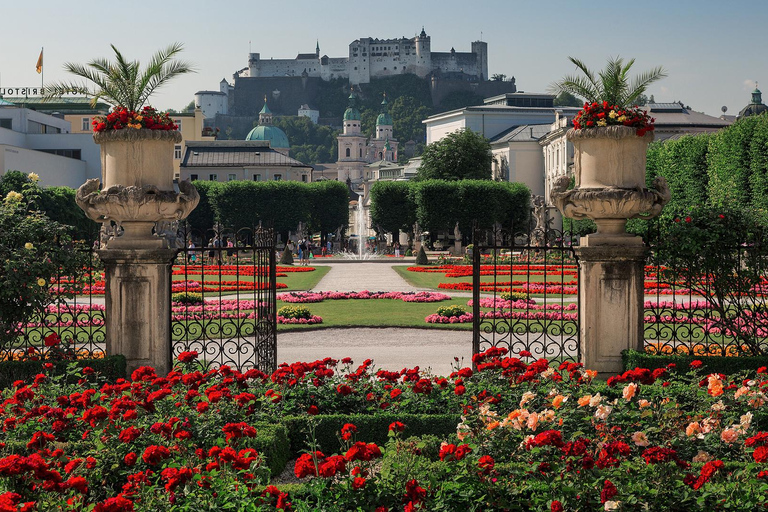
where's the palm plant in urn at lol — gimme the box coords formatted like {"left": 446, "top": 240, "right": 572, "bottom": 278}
{"left": 44, "top": 44, "right": 199, "bottom": 248}
{"left": 549, "top": 57, "right": 671, "bottom": 242}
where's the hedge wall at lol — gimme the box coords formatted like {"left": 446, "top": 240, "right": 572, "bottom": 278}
{"left": 0, "top": 355, "right": 127, "bottom": 389}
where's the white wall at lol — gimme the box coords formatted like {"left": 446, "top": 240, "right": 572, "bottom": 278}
{"left": 1, "top": 145, "right": 86, "bottom": 188}
{"left": 26, "top": 133, "right": 100, "bottom": 180}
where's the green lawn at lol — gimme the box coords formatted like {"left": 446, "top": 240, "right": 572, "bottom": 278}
{"left": 392, "top": 265, "right": 571, "bottom": 294}
{"left": 171, "top": 265, "right": 331, "bottom": 293}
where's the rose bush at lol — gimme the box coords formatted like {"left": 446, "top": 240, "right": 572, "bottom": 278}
{"left": 1, "top": 349, "right": 767, "bottom": 509}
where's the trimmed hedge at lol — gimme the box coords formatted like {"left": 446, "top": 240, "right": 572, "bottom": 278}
{"left": 622, "top": 349, "right": 768, "bottom": 375}
{"left": 0, "top": 355, "right": 127, "bottom": 389}
{"left": 281, "top": 413, "right": 461, "bottom": 455}
{"left": 415, "top": 246, "right": 429, "bottom": 265}
{"left": 251, "top": 422, "right": 291, "bottom": 477}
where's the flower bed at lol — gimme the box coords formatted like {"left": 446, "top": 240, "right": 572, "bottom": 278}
{"left": 1, "top": 350, "right": 768, "bottom": 509}
{"left": 278, "top": 291, "right": 451, "bottom": 303}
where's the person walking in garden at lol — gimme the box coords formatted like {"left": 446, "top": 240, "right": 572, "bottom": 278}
{"left": 394, "top": 241, "right": 401, "bottom": 258}
{"left": 187, "top": 240, "right": 196, "bottom": 264}
{"left": 299, "top": 239, "right": 308, "bottom": 266}
{"left": 227, "top": 238, "right": 235, "bottom": 265}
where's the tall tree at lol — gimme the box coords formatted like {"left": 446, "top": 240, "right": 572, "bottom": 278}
{"left": 554, "top": 91, "right": 582, "bottom": 107}
{"left": 550, "top": 56, "right": 666, "bottom": 108}
{"left": 416, "top": 129, "right": 492, "bottom": 181}
{"left": 43, "top": 43, "right": 195, "bottom": 110}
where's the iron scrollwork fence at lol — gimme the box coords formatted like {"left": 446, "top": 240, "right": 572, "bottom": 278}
{"left": 471, "top": 220, "right": 580, "bottom": 363}
{"left": 172, "top": 223, "right": 278, "bottom": 373}
{"left": 1, "top": 246, "right": 106, "bottom": 362}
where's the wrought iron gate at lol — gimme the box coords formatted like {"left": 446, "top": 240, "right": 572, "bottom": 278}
{"left": 472, "top": 222, "right": 580, "bottom": 362}
{"left": 172, "top": 224, "right": 277, "bottom": 372}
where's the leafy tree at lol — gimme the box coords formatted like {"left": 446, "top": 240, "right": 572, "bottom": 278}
{"left": 390, "top": 96, "right": 431, "bottom": 144}
{"left": 187, "top": 180, "right": 220, "bottom": 234}
{"left": 550, "top": 56, "right": 666, "bottom": 108}
{"left": 435, "top": 90, "right": 484, "bottom": 113}
{"left": 491, "top": 74, "right": 507, "bottom": 81}
{"left": 706, "top": 115, "right": 760, "bottom": 208}
{"left": 308, "top": 181, "right": 350, "bottom": 242}
{"left": 369, "top": 181, "right": 417, "bottom": 238}
{"left": 0, "top": 179, "right": 86, "bottom": 344}
{"left": 184, "top": 100, "right": 196, "bottom": 112}
{"left": 43, "top": 43, "right": 195, "bottom": 110}
{"left": 416, "top": 129, "right": 492, "bottom": 181}
{"left": 554, "top": 91, "right": 582, "bottom": 107}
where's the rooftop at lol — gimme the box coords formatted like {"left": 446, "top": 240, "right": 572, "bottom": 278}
{"left": 181, "top": 141, "right": 310, "bottom": 168}
{"left": 489, "top": 124, "right": 552, "bottom": 143}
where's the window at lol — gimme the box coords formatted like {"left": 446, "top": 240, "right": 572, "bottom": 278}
{"left": 0, "top": 118, "right": 11, "bottom": 129}
{"left": 209, "top": 174, "right": 218, "bottom": 181}
{"left": 190, "top": 174, "right": 199, "bottom": 181}
{"left": 228, "top": 173, "right": 237, "bottom": 181}
{"left": 81, "top": 117, "right": 91, "bottom": 131}
{"left": 174, "top": 120, "right": 182, "bottom": 131}
{"left": 359, "top": 148, "right": 362, "bottom": 158}
{"left": 253, "top": 174, "right": 261, "bottom": 181}
{"left": 39, "top": 149, "right": 81, "bottom": 160}
{"left": 174, "top": 145, "right": 182, "bottom": 159}
{"left": 273, "top": 174, "right": 282, "bottom": 181}
{"left": 301, "top": 175, "right": 307, "bottom": 182}
{"left": 345, "top": 148, "right": 350, "bottom": 157}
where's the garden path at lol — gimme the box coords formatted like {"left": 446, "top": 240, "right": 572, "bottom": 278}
{"left": 277, "top": 327, "right": 471, "bottom": 376}
{"left": 310, "top": 262, "right": 423, "bottom": 292}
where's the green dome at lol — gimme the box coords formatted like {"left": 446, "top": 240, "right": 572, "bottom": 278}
{"left": 376, "top": 112, "right": 393, "bottom": 126}
{"left": 245, "top": 125, "right": 290, "bottom": 148}
{"left": 344, "top": 107, "right": 361, "bottom": 121}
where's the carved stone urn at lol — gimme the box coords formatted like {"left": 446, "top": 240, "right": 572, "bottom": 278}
{"left": 76, "top": 129, "right": 199, "bottom": 249}
{"left": 551, "top": 126, "right": 670, "bottom": 244}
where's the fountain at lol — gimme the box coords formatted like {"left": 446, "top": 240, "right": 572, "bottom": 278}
{"left": 343, "top": 194, "right": 375, "bottom": 260}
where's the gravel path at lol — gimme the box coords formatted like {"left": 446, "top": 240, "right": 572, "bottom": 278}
{"left": 278, "top": 327, "right": 472, "bottom": 376}
{"left": 310, "top": 262, "right": 422, "bottom": 292}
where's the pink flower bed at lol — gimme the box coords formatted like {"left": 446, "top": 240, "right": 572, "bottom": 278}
{"left": 278, "top": 291, "right": 451, "bottom": 303}
{"left": 277, "top": 315, "right": 323, "bottom": 324}
{"left": 467, "top": 298, "right": 577, "bottom": 311}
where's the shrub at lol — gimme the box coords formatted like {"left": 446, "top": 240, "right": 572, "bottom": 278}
{"left": 279, "top": 245, "right": 294, "bottom": 265}
{"left": 436, "top": 305, "right": 467, "bottom": 318}
{"left": 0, "top": 355, "right": 126, "bottom": 389}
{"left": 277, "top": 305, "right": 312, "bottom": 320}
{"left": 415, "top": 246, "right": 429, "bottom": 265}
{"left": 171, "top": 292, "right": 204, "bottom": 305}
{"left": 500, "top": 291, "right": 528, "bottom": 301}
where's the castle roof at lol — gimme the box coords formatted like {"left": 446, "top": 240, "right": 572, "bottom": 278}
{"left": 376, "top": 94, "right": 392, "bottom": 126}
{"left": 738, "top": 86, "right": 768, "bottom": 118}
{"left": 343, "top": 91, "right": 361, "bottom": 121}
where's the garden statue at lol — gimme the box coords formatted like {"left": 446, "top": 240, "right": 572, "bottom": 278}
{"left": 413, "top": 221, "right": 423, "bottom": 253}
{"left": 453, "top": 222, "right": 462, "bottom": 255}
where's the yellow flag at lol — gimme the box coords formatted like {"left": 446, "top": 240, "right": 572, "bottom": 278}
{"left": 35, "top": 49, "right": 43, "bottom": 74}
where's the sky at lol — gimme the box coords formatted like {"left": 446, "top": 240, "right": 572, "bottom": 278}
{"left": 1, "top": 0, "right": 766, "bottom": 117}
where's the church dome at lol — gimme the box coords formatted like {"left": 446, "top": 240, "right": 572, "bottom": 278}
{"left": 738, "top": 86, "right": 768, "bottom": 118}
{"left": 376, "top": 112, "right": 393, "bottom": 126}
{"left": 245, "top": 125, "right": 290, "bottom": 148}
{"left": 343, "top": 90, "right": 361, "bottom": 121}
{"left": 344, "top": 106, "right": 361, "bottom": 121}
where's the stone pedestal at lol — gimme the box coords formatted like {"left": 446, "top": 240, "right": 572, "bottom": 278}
{"left": 99, "top": 248, "right": 178, "bottom": 377}
{"left": 576, "top": 242, "right": 647, "bottom": 375}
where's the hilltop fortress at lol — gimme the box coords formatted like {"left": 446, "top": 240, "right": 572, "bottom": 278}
{"left": 241, "top": 28, "right": 488, "bottom": 84}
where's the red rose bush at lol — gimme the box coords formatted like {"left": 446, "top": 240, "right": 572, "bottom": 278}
{"left": 0, "top": 349, "right": 767, "bottom": 509}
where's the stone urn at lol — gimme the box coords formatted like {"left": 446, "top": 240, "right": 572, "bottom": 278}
{"left": 551, "top": 125, "right": 670, "bottom": 243}
{"left": 76, "top": 129, "right": 199, "bottom": 249}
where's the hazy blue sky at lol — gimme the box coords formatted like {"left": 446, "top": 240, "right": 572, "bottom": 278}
{"left": 2, "top": 0, "right": 766, "bottom": 117}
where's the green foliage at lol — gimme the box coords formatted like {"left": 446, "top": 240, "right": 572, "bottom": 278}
{"left": 411, "top": 180, "right": 530, "bottom": 234}
{"left": 281, "top": 413, "right": 460, "bottom": 455}
{"left": 551, "top": 56, "right": 667, "bottom": 108}
{"left": 171, "top": 292, "right": 203, "bottom": 305}
{"left": 280, "top": 246, "right": 294, "bottom": 265}
{"left": 186, "top": 180, "right": 219, "bottom": 233}
{"left": 0, "top": 171, "right": 98, "bottom": 241}
{"left": 653, "top": 205, "right": 768, "bottom": 355}
{"left": 251, "top": 422, "right": 291, "bottom": 477}
{"left": 0, "top": 356, "right": 126, "bottom": 389}
{"left": 416, "top": 129, "right": 492, "bottom": 181}
{"left": 0, "top": 180, "right": 88, "bottom": 343}
{"left": 307, "top": 180, "right": 349, "bottom": 236}
{"left": 500, "top": 291, "right": 528, "bottom": 301}
{"left": 272, "top": 116, "right": 338, "bottom": 165}
{"left": 553, "top": 91, "right": 582, "bottom": 107}
{"left": 369, "top": 181, "right": 417, "bottom": 235}
{"left": 277, "top": 305, "right": 313, "bottom": 320}
{"left": 623, "top": 350, "right": 768, "bottom": 375}
{"left": 435, "top": 305, "right": 466, "bottom": 318}
{"left": 434, "top": 90, "right": 484, "bottom": 113}
{"left": 706, "top": 114, "right": 761, "bottom": 208}
{"left": 43, "top": 43, "right": 195, "bottom": 111}
{"left": 415, "top": 246, "right": 429, "bottom": 265}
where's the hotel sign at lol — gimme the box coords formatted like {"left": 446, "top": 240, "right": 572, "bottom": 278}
{"left": 0, "top": 87, "right": 46, "bottom": 96}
